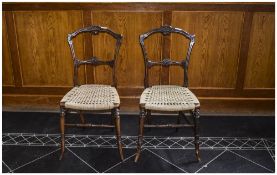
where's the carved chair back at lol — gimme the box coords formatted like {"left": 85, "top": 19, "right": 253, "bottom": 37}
{"left": 68, "top": 25, "right": 122, "bottom": 87}
{"left": 140, "top": 25, "right": 195, "bottom": 88}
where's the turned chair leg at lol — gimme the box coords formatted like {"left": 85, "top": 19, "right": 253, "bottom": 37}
{"left": 114, "top": 108, "right": 124, "bottom": 161}
{"left": 146, "top": 110, "right": 151, "bottom": 131}
{"left": 111, "top": 111, "right": 115, "bottom": 132}
{"left": 134, "top": 107, "right": 146, "bottom": 162}
{"left": 193, "top": 108, "right": 201, "bottom": 162}
{"left": 59, "top": 109, "right": 65, "bottom": 160}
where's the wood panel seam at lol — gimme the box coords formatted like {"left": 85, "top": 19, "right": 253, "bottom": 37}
{"left": 5, "top": 11, "right": 23, "bottom": 87}
{"left": 236, "top": 11, "right": 254, "bottom": 91}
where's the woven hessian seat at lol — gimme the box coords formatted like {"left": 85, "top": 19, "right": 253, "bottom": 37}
{"left": 140, "top": 85, "right": 200, "bottom": 111}
{"left": 61, "top": 84, "right": 120, "bottom": 111}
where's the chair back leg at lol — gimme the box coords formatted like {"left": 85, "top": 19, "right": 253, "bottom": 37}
{"left": 134, "top": 107, "right": 146, "bottom": 162}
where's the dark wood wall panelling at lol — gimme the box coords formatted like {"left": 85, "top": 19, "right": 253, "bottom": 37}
{"left": 2, "top": 3, "right": 275, "bottom": 114}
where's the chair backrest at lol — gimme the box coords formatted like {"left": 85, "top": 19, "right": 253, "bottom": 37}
{"left": 139, "top": 25, "right": 195, "bottom": 88}
{"left": 68, "top": 25, "right": 122, "bottom": 87}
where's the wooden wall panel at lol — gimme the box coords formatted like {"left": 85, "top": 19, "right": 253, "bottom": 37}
{"left": 91, "top": 12, "right": 163, "bottom": 87}
{"left": 170, "top": 12, "right": 244, "bottom": 88}
{"left": 90, "top": 32, "right": 115, "bottom": 85}
{"left": 13, "top": 11, "right": 85, "bottom": 86}
{"left": 2, "top": 12, "right": 15, "bottom": 86}
{"left": 244, "top": 12, "right": 275, "bottom": 88}
{"left": 144, "top": 33, "right": 163, "bottom": 86}
{"left": 2, "top": 3, "right": 275, "bottom": 115}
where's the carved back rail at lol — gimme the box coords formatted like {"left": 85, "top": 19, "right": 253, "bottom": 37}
{"left": 139, "top": 25, "right": 195, "bottom": 88}
{"left": 68, "top": 25, "right": 123, "bottom": 87}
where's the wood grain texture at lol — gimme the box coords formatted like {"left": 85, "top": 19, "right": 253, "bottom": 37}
{"left": 3, "top": 86, "right": 274, "bottom": 98}
{"left": 5, "top": 11, "right": 23, "bottom": 87}
{"left": 3, "top": 95, "right": 274, "bottom": 115}
{"left": 144, "top": 31, "right": 163, "bottom": 86}
{"left": 83, "top": 10, "right": 94, "bottom": 84}
{"left": 3, "top": 3, "right": 274, "bottom": 12}
{"left": 170, "top": 11, "right": 244, "bottom": 88}
{"left": 90, "top": 32, "right": 115, "bottom": 85}
{"left": 2, "top": 12, "right": 15, "bottom": 86}
{"left": 91, "top": 11, "right": 163, "bottom": 87}
{"left": 244, "top": 12, "right": 275, "bottom": 88}
{"left": 235, "top": 12, "right": 254, "bottom": 91}
{"left": 13, "top": 11, "right": 85, "bottom": 86}
{"left": 161, "top": 11, "right": 172, "bottom": 85}
{"left": 2, "top": 3, "right": 275, "bottom": 114}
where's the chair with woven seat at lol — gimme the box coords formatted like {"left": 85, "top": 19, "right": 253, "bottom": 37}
{"left": 59, "top": 25, "right": 124, "bottom": 161}
{"left": 135, "top": 25, "right": 200, "bottom": 162}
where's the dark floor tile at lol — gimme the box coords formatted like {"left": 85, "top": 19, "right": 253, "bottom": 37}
{"left": 200, "top": 116, "right": 275, "bottom": 138}
{"left": 3, "top": 112, "right": 275, "bottom": 138}
{"left": 149, "top": 148, "right": 224, "bottom": 173}
{"left": 2, "top": 162, "right": 11, "bottom": 173}
{"left": 198, "top": 150, "right": 273, "bottom": 173}
{"left": 2, "top": 145, "right": 58, "bottom": 171}
{"left": 67, "top": 147, "right": 135, "bottom": 172}
{"left": 14, "top": 147, "right": 97, "bottom": 173}
{"left": 231, "top": 150, "right": 275, "bottom": 172}
{"left": 107, "top": 149, "right": 185, "bottom": 173}
{"left": 2, "top": 112, "right": 60, "bottom": 134}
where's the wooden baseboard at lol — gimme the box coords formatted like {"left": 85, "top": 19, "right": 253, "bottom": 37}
{"left": 3, "top": 94, "right": 274, "bottom": 116}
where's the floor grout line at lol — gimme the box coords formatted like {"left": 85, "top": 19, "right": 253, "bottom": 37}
{"left": 3, "top": 133, "right": 274, "bottom": 150}
{"left": 195, "top": 149, "right": 227, "bottom": 173}
{"left": 2, "top": 160, "right": 13, "bottom": 173}
{"left": 66, "top": 147, "right": 99, "bottom": 173}
{"left": 10, "top": 148, "right": 60, "bottom": 172}
{"left": 228, "top": 150, "right": 274, "bottom": 173}
{"left": 146, "top": 148, "right": 188, "bottom": 173}
{"left": 3, "top": 133, "right": 274, "bottom": 139}
{"left": 103, "top": 149, "right": 145, "bottom": 173}
{"left": 262, "top": 139, "right": 275, "bottom": 162}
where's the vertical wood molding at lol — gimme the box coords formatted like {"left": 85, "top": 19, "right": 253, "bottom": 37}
{"left": 82, "top": 10, "right": 94, "bottom": 84}
{"left": 5, "top": 11, "right": 23, "bottom": 87}
{"left": 161, "top": 11, "right": 172, "bottom": 85}
{"left": 236, "top": 12, "right": 254, "bottom": 91}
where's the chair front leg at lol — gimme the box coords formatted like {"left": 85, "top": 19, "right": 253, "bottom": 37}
{"left": 114, "top": 108, "right": 124, "bottom": 161}
{"left": 59, "top": 108, "right": 66, "bottom": 160}
{"left": 146, "top": 110, "right": 151, "bottom": 124}
{"left": 134, "top": 106, "right": 146, "bottom": 162}
{"left": 193, "top": 107, "right": 201, "bottom": 162}
{"left": 146, "top": 110, "right": 152, "bottom": 131}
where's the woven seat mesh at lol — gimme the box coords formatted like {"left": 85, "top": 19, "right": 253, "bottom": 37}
{"left": 61, "top": 84, "right": 120, "bottom": 110}
{"left": 140, "top": 85, "right": 200, "bottom": 111}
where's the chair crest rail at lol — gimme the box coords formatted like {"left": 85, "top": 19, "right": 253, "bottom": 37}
{"left": 67, "top": 25, "right": 122, "bottom": 87}
{"left": 139, "top": 25, "right": 195, "bottom": 88}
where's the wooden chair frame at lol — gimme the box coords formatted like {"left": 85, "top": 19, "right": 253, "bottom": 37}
{"left": 135, "top": 25, "right": 200, "bottom": 162}
{"left": 59, "top": 25, "right": 124, "bottom": 161}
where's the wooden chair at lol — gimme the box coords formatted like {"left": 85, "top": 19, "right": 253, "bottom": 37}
{"left": 134, "top": 25, "right": 200, "bottom": 162}
{"left": 59, "top": 25, "right": 124, "bottom": 161}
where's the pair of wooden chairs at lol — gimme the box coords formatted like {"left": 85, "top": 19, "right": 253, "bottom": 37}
{"left": 59, "top": 25, "right": 200, "bottom": 162}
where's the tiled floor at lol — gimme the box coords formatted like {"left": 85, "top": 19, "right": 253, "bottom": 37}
{"left": 2, "top": 112, "right": 275, "bottom": 173}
